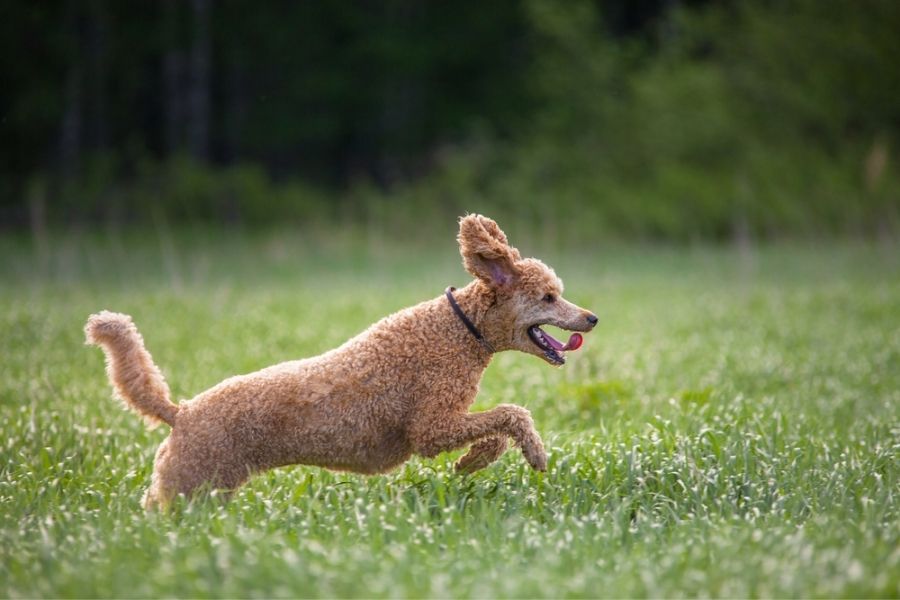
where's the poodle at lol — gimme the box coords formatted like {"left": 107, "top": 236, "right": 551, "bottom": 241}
{"left": 85, "top": 214, "right": 597, "bottom": 509}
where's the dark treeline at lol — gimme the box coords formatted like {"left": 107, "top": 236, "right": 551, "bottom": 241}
{"left": 2, "top": 0, "right": 899, "bottom": 240}
{"left": 4, "top": 1, "right": 535, "bottom": 186}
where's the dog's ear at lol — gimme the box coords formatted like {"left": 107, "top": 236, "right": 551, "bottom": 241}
{"left": 458, "top": 214, "right": 521, "bottom": 287}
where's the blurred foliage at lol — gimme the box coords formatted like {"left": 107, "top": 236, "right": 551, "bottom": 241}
{"left": 1, "top": 0, "right": 899, "bottom": 240}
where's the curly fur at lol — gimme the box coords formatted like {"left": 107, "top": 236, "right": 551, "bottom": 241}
{"left": 86, "top": 214, "right": 597, "bottom": 509}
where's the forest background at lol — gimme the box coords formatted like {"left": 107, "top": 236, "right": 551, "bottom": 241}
{"left": 3, "top": 0, "right": 898, "bottom": 242}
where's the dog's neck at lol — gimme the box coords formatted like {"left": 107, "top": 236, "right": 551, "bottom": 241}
{"left": 441, "top": 280, "right": 497, "bottom": 366}
{"left": 446, "top": 286, "right": 494, "bottom": 353}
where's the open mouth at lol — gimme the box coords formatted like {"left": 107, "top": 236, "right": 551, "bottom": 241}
{"left": 527, "top": 325, "right": 583, "bottom": 365}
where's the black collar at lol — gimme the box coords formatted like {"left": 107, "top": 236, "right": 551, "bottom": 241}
{"left": 445, "top": 286, "right": 495, "bottom": 354}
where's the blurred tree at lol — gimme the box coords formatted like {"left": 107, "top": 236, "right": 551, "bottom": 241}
{"left": 0, "top": 0, "right": 896, "bottom": 237}
{"left": 187, "top": 0, "right": 210, "bottom": 161}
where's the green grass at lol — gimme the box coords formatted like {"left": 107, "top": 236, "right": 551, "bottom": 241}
{"left": 1, "top": 230, "right": 899, "bottom": 597}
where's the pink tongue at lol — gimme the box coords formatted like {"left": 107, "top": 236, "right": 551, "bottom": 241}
{"left": 564, "top": 333, "right": 583, "bottom": 351}
{"left": 544, "top": 330, "right": 584, "bottom": 352}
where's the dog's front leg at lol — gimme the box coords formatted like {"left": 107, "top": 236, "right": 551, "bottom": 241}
{"left": 411, "top": 404, "right": 547, "bottom": 471}
{"left": 455, "top": 436, "right": 509, "bottom": 474}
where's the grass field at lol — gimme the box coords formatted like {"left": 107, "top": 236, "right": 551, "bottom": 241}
{"left": 1, "top": 230, "right": 898, "bottom": 597}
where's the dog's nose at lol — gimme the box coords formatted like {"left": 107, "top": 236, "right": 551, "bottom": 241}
{"left": 586, "top": 313, "right": 598, "bottom": 326}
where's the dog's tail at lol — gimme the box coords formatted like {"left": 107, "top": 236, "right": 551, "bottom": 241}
{"left": 85, "top": 311, "right": 179, "bottom": 428}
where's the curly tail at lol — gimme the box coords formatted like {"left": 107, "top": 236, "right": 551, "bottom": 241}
{"left": 85, "top": 311, "right": 179, "bottom": 428}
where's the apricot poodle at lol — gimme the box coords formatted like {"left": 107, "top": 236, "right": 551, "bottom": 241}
{"left": 85, "top": 214, "right": 597, "bottom": 509}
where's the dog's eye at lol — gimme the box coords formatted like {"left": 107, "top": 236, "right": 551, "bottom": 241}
{"left": 543, "top": 293, "right": 556, "bottom": 303}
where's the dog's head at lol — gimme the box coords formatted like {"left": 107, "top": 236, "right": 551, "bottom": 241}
{"left": 458, "top": 214, "right": 597, "bottom": 366}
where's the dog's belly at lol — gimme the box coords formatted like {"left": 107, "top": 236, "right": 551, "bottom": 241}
{"left": 298, "top": 427, "right": 413, "bottom": 474}
{"left": 257, "top": 402, "right": 414, "bottom": 475}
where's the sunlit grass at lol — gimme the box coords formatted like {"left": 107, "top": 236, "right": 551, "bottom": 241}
{"left": 1, "top": 232, "right": 898, "bottom": 597}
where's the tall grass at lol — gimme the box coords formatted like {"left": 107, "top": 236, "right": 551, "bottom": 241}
{"left": 1, "top": 231, "right": 898, "bottom": 597}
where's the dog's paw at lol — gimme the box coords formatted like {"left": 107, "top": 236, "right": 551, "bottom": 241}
{"left": 522, "top": 440, "right": 548, "bottom": 472}
{"left": 454, "top": 454, "right": 487, "bottom": 474}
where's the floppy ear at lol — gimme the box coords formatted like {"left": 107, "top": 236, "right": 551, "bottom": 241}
{"left": 458, "top": 214, "right": 521, "bottom": 287}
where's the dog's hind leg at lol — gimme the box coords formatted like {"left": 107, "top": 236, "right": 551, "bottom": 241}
{"left": 455, "top": 436, "right": 509, "bottom": 474}
{"left": 142, "top": 479, "right": 175, "bottom": 511}
{"left": 140, "top": 437, "right": 177, "bottom": 510}
{"left": 140, "top": 434, "right": 216, "bottom": 511}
